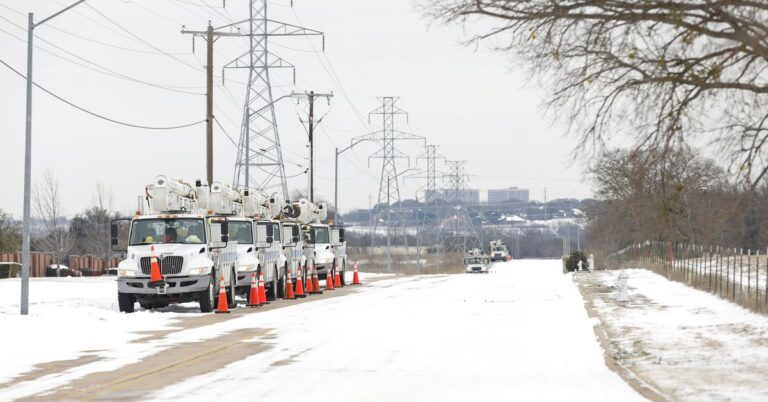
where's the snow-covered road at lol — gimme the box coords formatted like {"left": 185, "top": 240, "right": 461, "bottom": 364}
{"left": 0, "top": 260, "right": 643, "bottom": 401}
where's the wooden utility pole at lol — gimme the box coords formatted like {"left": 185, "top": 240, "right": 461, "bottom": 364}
{"left": 206, "top": 23, "right": 213, "bottom": 185}
{"left": 182, "top": 21, "right": 223, "bottom": 185}
{"left": 290, "top": 91, "right": 333, "bottom": 202}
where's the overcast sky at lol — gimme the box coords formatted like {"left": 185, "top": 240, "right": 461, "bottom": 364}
{"left": 0, "top": 0, "right": 591, "bottom": 218}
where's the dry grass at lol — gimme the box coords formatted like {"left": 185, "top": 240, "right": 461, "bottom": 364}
{"left": 348, "top": 248, "right": 465, "bottom": 275}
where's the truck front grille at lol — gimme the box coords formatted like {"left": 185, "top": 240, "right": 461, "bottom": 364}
{"left": 140, "top": 256, "right": 184, "bottom": 275}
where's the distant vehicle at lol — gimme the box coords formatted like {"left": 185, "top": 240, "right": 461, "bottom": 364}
{"left": 464, "top": 248, "right": 490, "bottom": 273}
{"left": 489, "top": 239, "right": 509, "bottom": 262}
{"left": 46, "top": 264, "right": 81, "bottom": 277}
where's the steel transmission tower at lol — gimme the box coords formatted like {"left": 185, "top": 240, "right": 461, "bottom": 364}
{"left": 355, "top": 97, "right": 423, "bottom": 271}
{"left": 218, "top": 0, "right": 323, "bottom": 199}
{"left": 440, "top": 160, "right": 482, "bottom": 254}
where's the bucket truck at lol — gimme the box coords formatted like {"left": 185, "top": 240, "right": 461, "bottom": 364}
{"left": 111, "top": 176, "right": 238, "bottom": 313}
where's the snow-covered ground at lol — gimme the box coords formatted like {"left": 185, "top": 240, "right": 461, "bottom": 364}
{"left": 0, "top": 272, "right": 390, "bottom": 392}
{"left": 576, "top": 268, "right": 768, "bottom": 401}
{"left": 1, "top": 260, "right": 642, "bottom": 401}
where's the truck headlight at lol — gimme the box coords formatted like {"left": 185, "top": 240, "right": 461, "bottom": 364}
{"left": 237, "top": 264, "right": 255, "bottom": 272}
{"left": 118, "top": 269, "right": 136, "bottom": 278}
{"left": 189, "top": 266, "right": 211, "bottom": 276}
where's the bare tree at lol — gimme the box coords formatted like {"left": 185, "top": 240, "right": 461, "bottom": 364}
{"left": 425, "top": 1, "right": 768, "bottom": 186}
{"left": 33, "top": 170, "right": 74, "bottom": 275}
{"left": 0, "top": 209, "right": 21, "bottom": 252}
{"left": 586, "top": 146, "right": 732, "bottom": 255}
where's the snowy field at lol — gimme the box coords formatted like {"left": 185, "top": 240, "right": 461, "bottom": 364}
{"left": 0, "top": 261, "right": 643, "bottom": 401}
{"left": 576, "top": 268, "right": 768, "bottom": 401}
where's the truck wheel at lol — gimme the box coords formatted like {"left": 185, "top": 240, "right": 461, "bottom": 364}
{"left": 340, "top": 260, "right": 346, "bottom": 287}
{"left": 275, "top": 265, "right": 285, "bottom": 300}
{"left": 267, "top": 266, "right": 279, "bottom": 301}
{"left": 227, "top": 267, "right": 237, "bottom": 308}
{"left": 199, "top": 272, "right": 215, "bottom": 313}
{"left": 118, "top": 292, "right": 135, "bottom": 313}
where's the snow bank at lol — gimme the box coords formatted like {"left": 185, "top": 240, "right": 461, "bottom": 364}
{"left": 577, "top": 268, "right": 768, "bottom": 401}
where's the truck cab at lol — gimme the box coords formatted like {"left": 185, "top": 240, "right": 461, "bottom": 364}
{"left": 303, "top": 223, "right": 336, "bottom": 280}
{"left": 331, "top": 226, "right": 347, "bottom": 285}
{"left": 490, "top": 240, "right": 510, "bottom": 262}
{"left": 281, "top": 221, "right": 306, "bottom": 289}
{"left": 253, "top": 219, "right": 287, "bottom": 300}
{"left": 464, "top": 255, "right": 490, "bottom": 273}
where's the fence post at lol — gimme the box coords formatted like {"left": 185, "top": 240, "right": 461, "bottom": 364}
{"left": 756, "top": 249, "right": 760, "bottom": 308}
{"left": 747, "top": 249, "right": 752, "bottom": 298}
{"left": 708, "top": 246, "right": 713, "bottom": 292}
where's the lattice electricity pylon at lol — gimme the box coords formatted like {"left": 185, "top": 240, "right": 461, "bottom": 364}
{"left": 214, "top": 0, "right": 323, "bottom": 200}
{"left": 439, "top": 160, "right": 482, "bottom": 254}
{"left": 354, "top": 97, "right": 423, "bottom": 270}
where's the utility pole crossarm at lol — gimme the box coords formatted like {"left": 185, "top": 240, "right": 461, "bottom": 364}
{"left": 291, "top": 90, "right": 334, "bottom": 203}
{"left": 224, "top": 52, "right": 295, "bottom": 69}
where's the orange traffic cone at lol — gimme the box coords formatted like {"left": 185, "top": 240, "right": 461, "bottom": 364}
{"left": 311, "top": 266, "right": 323, "bottom": 295}
{"left": 352, "top": 261, "right": 361, "bottom": 285}
{"left": 148, "top": 245, "right": 164, "bottom": 287}
{"left": 285, "top": 273, "right": 295, "bottom": 300}
{"left": 333, "top": 265, "right": 342, "bottom": 288}
{"left": 215, "top": 275, "right": 230, "bottom": 314}
{"left": 295, "top": 265, "right": 306, "bottom": 298}
{"left": 326, "top": 268, "right": 335, "bottom": 291}
{"left": 247, "top": 273, "right": 260, "bottom": 307}
{"left": 258, "top": 271, "right": 268, "bottom": 304}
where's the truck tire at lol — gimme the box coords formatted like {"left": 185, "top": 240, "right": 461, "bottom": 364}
{"left": 199, "top": 272, "right": 215, "bottom": 313}
{"left": 340, "top": 260, "right": 346, "bottom": 287}
{"left": 227, "top": 267, "right": 237, "bottom": 308}
{"left": 275, "top": 265, "right": 285, "bottom": 300}
{"left": 118, "top": 292, "right": 135, "bottom": 313}
{"left": 267, "top": 266, "right": 279, "bottom": 301}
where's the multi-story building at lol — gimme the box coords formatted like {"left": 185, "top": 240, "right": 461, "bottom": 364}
{"left": 488, "top": 187, "right": 529, "bottom": 203}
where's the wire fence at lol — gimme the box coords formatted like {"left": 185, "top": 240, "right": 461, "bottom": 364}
{"left": 606, "top": 241, "right": 768, "bottom": 314}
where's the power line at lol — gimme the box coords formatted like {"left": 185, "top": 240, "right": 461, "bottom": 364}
{"left": 0, "top": 21, "right": 204, "bottom": 96}
{"left": 0, "top": 5, "right": 190, "bottom": 56}
{"left": 0, "top": 58, "right": 206, "bottom": 130}
{"left": 84, "top": 3, "right": 203, "bottom": 72}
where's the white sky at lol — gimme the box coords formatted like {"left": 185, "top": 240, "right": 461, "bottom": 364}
{"left": 0, "top": 0, "right": 592, "bottom": 218}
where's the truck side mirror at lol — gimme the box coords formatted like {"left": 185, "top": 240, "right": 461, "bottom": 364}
{"left": 110, "top": 218, "right": 131, "bottom": 252}
{"left": 266, "top": 223, "right": 273, "bottom": 244}
{"left": 111, "top": 223, "right": 118, "bottom": 246}
{"left": 220, "top": 219, "right": 229, "bottom": 243}
{"left": 339, "top": 228, "right": 345, "bottom": 243}
{"left": 292, "top": 225, "right": 299, "bottom": 243}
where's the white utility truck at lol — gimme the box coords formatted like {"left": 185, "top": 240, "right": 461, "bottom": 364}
{"left": 236, "top": 188, "right": 286, "bottom": 302}
{"left": 112, "top": 176, "right": 238, "bottom": 313}
{"left": 279, "top": 206, "right": 307, "bottom": 291}
{"left": 283, "top": 199, "right": 346, "bottom": 285}
{"left": 489, "top": 239, "right": 510, "bottom": 262}
{"left": 464, "top": 248, "right": 490, "bottom": 273}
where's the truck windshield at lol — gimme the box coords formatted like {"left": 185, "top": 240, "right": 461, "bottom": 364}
{"left": 130, "top": 218, "right": 205, "bottom": 245}
{"left": 493, "top": 247, "right": 506, "bottom": 251}
{"left": 229, "top": 221, "right": 253, "bottom": 244}
{"left": 312, "top": 226, "right": 330, "bottom": 244}
{"left": 466, "top": 257, "right": 485, "bottom": 265}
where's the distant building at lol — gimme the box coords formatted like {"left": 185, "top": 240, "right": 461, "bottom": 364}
{"left": 456, "top": 189, "right": 480, "bottom": 204}
{"left": 488, "top": 187, "right": 529, "bottom": 203}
